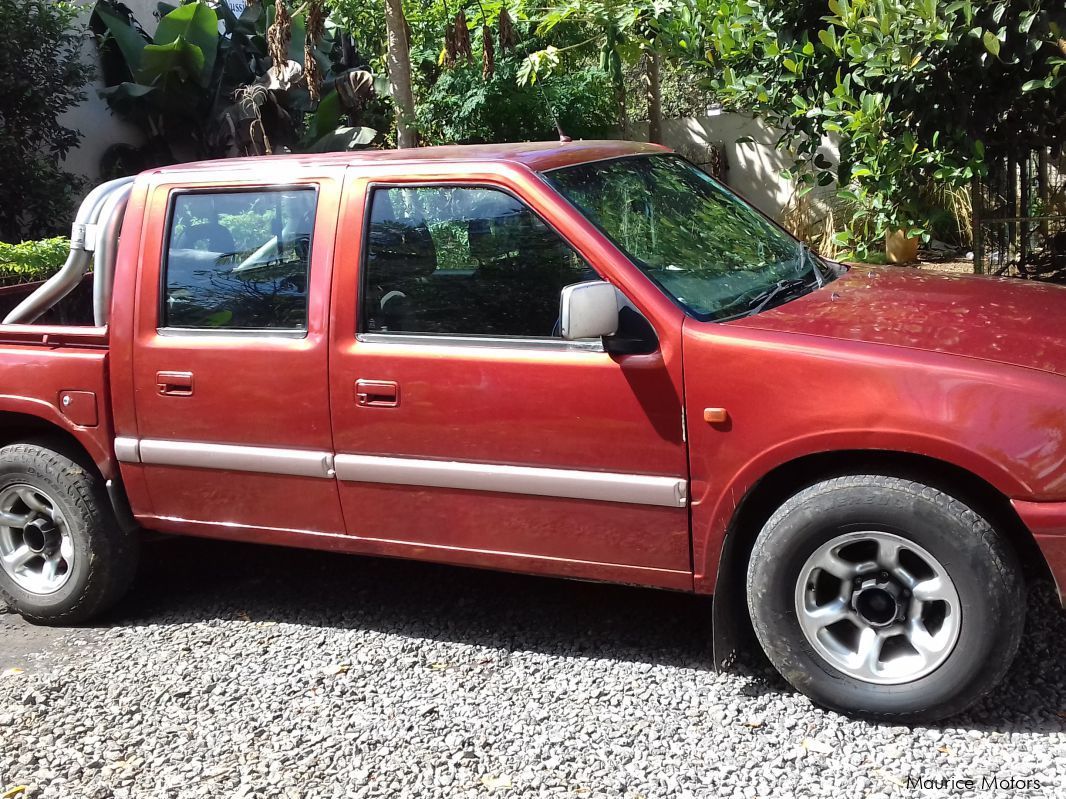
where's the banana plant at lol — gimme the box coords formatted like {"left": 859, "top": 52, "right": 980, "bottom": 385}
{"left": 91, "top": 0, "right": 379, "bottom": 166}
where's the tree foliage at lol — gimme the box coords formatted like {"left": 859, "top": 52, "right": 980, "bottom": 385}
{"left": 0, "top": 1, "right": 90, "bottom": 242}
{"left": 327, "top": 0, "right": 623, "bottom": 143}
{"left": 683, "top": 0, "right": 1066, "bottom": 255}
{"left": 92, "top": 0, "right": 381, "bottom": 166}
{"left": 418, "top": 49, "right": 616, "bottom": 143}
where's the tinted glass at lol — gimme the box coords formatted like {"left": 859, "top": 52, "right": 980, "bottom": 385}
{"left": 164, "top": 189, "right": 316, "bottom": 329}
{"left": 549, "top": 155, "right": 835, "bottom": 321}
{"left": 362, "top": 187, "right": 595, "bottom": 338}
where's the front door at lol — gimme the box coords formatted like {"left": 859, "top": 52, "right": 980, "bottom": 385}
{"left": 329, "top": 174, "right": 691, "bottom": 588}
{"left": 128, "top": 175, "right": 345, "bottom": 538}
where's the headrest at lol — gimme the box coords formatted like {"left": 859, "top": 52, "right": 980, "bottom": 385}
{"left": 176, "top": 223, "right": 236, "bottom": 254}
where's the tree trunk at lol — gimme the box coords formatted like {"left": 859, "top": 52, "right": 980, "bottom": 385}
{"left": 613, "top": 71, "right": 627, "bottom": 138}
{"left": 384, "top": 0, "right": 417, "bottom": 148}
{"left": 645, "top": 51, "right": 663, "bottom": 144}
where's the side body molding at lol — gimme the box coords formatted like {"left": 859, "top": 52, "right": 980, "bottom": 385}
{"left": 114, "top": 438, "right": 688, "bottom": 507}
{"left": 333, "top": 453, "right": 688, "bottom": 508}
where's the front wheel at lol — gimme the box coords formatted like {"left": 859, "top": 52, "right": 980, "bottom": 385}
{"left": 747, "top": 475, "right": 1024, "bottom": 722}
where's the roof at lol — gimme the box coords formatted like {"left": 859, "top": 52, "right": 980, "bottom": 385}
{"left": 146, "top": 140, "right": 670, "bottom": 176}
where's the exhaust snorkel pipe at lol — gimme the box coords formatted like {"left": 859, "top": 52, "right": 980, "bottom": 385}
{"left": 3, "top": 176, "right": 135, "bottom": 326}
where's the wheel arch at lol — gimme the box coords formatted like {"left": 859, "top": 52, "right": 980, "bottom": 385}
{"left": 710, "top": 449, "right": 1048, "bottom": 670}
{"left": 0, "top": 409, "right": 109, "bottom": 476}
{"left": 0, "top": 410, "right": 136, "bottom": 533}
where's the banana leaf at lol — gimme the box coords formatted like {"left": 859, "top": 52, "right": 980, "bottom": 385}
{"left": 306, "top": 126, "right": 378, "bottom": 152}
{"left": 154, "top": 1, "right": 219, "bottom": 85}
{"left": 93, "top": 2, "right": 148, "bottom": 71}
{"left": 139, "top": 39, "right": 206, "bottom": 89}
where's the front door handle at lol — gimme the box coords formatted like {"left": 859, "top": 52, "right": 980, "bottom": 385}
{"left": 355, "top": 379, "right": 399, "bottom": 407}
{"left": 157, "top": 370, "right": 194, "bottom": 397}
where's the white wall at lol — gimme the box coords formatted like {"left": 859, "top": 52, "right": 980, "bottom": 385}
{"left": 60, "top": 0, "right": 160, "bottom": 185}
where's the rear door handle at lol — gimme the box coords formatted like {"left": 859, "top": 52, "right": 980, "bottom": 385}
{"left": 355, "top": 379, "right": 399, "bottom": 407}
{"left": 157, "top": 371, "right": 194, "bottom": 397}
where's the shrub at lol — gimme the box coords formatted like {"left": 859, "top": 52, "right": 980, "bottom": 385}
{"left": 0, "top": 238, "right": 71, "bottom": 287}
{"left": 418, "top": 53, "right": 616, "bottom": 144}
{"left": 0, "top": 1, "right": 90, "bottom": 242}
{"left": 687, "top": 0, "right": 1066, "bottom": 258}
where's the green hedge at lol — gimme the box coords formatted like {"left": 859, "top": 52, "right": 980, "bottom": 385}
{"left": 0, "top": 238, "right": 70, "bottom": 287}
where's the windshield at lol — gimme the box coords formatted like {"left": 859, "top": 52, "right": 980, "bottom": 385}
{"left": 548, "top": 154, "right": 837, "bottom": 321}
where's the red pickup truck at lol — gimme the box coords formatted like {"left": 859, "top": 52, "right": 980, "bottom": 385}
{"left": 1, "top": 141, "right": 1064, "bottom": 720}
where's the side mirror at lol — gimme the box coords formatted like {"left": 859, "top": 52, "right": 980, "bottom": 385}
{"left": 559, "top": 280, "right": 619, "bottom": 341}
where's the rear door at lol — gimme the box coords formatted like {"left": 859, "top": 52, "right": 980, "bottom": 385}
{"left": 328, "top": 167, "right": 692, "bottom": 588}
{"left": 125, "top": 171, "right": 345, "bottom": 539}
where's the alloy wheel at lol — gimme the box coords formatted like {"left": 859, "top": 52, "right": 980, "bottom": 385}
{"left": 0, "top": 484, "right": 75, "bottom": 595}
{"left": 794, "top": 531, "right": 961, "bottom": 684}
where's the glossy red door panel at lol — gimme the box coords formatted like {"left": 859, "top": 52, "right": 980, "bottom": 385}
{"left": 330, "top": 339, "right": 690, "bottom": 572}
{"left": 335, "top": 340, "right": 685, "bottom": 470}
{"left": 126, "top": 171, "right": 346, "bottom": 535}
{"left": 342, "top": 484, "right": 689, "bottom": 571}
{"left": 328, "top": 167, "right": 692, "bottom": 582}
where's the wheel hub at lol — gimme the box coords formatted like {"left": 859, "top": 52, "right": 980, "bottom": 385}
{"left": 851, "top": 576, "right": 906, "bottom": 628}
{"left": 0, "top": 484, "right": 74, "bottom": 595}
{"left": 22, "top": 517, "right": 59, "bottom": 556}
{"left": 795, "top": 531, "right": 961, "bottom": 685}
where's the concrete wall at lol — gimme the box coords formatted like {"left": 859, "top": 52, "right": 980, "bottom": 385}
{"left": 60, "top": 0, "right": 159, "bottom": 184}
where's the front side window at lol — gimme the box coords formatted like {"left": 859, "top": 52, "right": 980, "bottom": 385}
{"left": 362, "top": 186, "right": 596, "bottom": 338}
{"left": 548, "top": 155, "right": 837, "bottom": 321}
{"left": 163, "top": 189, "right": 316, "bottom": 330}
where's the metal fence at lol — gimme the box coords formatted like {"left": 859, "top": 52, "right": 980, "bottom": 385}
{"left": 974, "top": 147, "right": 1066, "bottom": 283}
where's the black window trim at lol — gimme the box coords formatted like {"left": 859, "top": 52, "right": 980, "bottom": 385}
{"left": 158, "top": 183, "right": 320, "bottom": 337}
{"left": 356, "top": 180, "right": 607, "bottom": 351}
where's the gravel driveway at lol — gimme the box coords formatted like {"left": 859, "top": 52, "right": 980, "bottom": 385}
{"left": 2, "top": 537, "right": 1066, "bottom": 799}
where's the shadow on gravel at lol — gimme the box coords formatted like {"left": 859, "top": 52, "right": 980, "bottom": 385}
{"left": 115, "top": 537, "right": 719, "bottom": 671}
{"left": 100, "top": 536, "right": 1066, "bottom": 733}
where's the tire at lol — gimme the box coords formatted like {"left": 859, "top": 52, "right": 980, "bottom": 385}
{"left": 746, "top": 475, "right": 1024, "bottom": 722}
{"left": 0, "top": 442, "right": 138, "bottom": 625}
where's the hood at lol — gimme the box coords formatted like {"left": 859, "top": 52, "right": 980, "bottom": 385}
{"left": 727, "top": 266, "right": 1066, "bottom": 378}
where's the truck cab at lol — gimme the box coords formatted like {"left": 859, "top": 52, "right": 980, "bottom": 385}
{"left": 2, "top": 141, "right": 1066, "bottom": 722}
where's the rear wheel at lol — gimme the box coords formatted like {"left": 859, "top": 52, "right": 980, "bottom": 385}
{"left": 747, "top": 475, "right": 1024, "bottom": 721}
{"left": 0, "top": 442, "right": 138, "bottom": 625}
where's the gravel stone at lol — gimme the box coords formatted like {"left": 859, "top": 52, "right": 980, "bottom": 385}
{"left": 1, "top": 537, "right": 1065, "bottom": 797}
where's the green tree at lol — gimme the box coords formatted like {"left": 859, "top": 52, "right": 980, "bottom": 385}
{"left": 0, "top": 0, "right": 91, "bottom": 242}
{"left": 683, "top": 0, "right": 1066, "bottom": 256}
{"left": 517, "top": 0, "right": 680, "bottom": 138}
{"left": 92, "top": 0, "right": 381, "bottom": 165}
{"left": 417, "top": 49, "right": 616, "bottom": 143}
{"left": 384, "top": 0, "right": 417, "bottom": 146}
{"left": 328, "top": 0, "right": 622, "bottom": 144}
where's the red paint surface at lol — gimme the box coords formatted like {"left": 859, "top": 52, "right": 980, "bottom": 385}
{"left": 0, "top": 141, "right": 1064, "bottom": 598}
{"left": 733, "top": 265, "right": 1066, "bottom": 378}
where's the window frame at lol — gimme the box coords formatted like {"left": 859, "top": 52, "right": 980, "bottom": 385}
{"left": 158, "top": 184, "right": 321, "bottom": 337}
{"left": 356, "top": 181, "right": 606, "bottom": 351}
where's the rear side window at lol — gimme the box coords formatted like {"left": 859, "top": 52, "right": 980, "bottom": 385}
{"left": 362, "top": 186, "right": 596, "bottom": 338}
{"left": 163, "top": 189, "right": 316, "bottom": 330}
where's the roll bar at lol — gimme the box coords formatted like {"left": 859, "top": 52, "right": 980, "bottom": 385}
{"left": 3, "top": 177, "right": 135, "bottom": 326}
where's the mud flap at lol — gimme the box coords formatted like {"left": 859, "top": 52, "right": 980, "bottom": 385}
{"left": 711, "top": 527, "right": 759, "bottom": 670}
{"left": 105, "top": 477, "right": 139, "bottom": 534}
